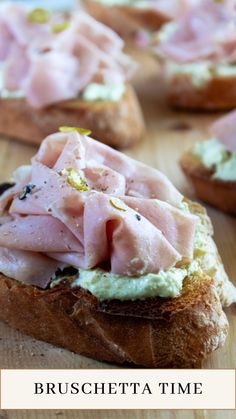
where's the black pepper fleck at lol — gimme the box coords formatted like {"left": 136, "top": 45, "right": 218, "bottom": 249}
{"left": 18, "top": 184, "right": 36, "bottom": 200}
{"left": 135, "top": 214, "right": 141, "bottom": 221}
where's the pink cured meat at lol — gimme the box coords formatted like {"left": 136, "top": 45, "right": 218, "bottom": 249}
{"left": 0, "top": 4, "right": 136, "bottom": 108}
{"left": 210, "top": 110, "right": 236, "bottom": 153}
{"left": 0, "top": 247, "right": 61, "bottom": 289}
{"left": 0, "top": 132, "right": 198, "bottom": 287}
{"left": 156, "top": 0, "right": 236, "bottom": 64}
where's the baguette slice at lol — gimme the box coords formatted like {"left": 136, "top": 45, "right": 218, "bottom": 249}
{"left": 84, "top": 0, "right": 169, "bottom": 40}
{"left": 180, "top": 151, "right": 236, "bottom": 214}
{"left": 0, "top": 273, "right": 228, "bottom": 368}
{"left": 166, "top": 73, "right": 236, "bottom": 111}
{"left": 0, "top": 85, "right": 145, "bottom": 148}
{"left": 0, "top": 199, "right": 231, "bottom": 368}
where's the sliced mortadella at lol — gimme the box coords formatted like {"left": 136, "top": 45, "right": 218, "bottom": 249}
{"left": 35, "top": 132, "right": 70, "bottom": 168}
{"left": 9, "top": 161, "right": 68, "bottom": 215}
{"left": 157, "top": 0, "right": 236, "bottom": 63}
{"left": 35, "top": 132, "right": 179, "bottom": 204}
{"left": 210, "top": 110, "right": 236, "bottom": 153}
{"left": 73, "top": 12, "right": 124, "bottom": 55}
{"left": 53, "top": 133, "right": 86, "bottom": 172}
{"left": 82, "top": 135, "right": 183, "bottom": 206}
{"left": 84, "top": 193, "right": 181, "bottom": 276}
{"left": 123, "top": 196, "right": 198, "bottom": 260}
{"left": 0, "top": 215, "right": 82, "bottom": 253}
{"left": 0, "top": 19, "right": 14, "bottom": 61}
{"left": 0, "top": 131, "right": 197, "bottom": 285}
{"left": 24, "top": 51, "right": 79, "bottom": 109}
{"left": 84, "top": 164, "right": 126, "bottom": 196}
{"left": 0, "top": 247, "right": 60, "bottom": 289}
{"left": 3, "top": 44, "right": 29, "bottom": 91}
{"left": 0, "top": 4, "right": 136, "bottom": 109}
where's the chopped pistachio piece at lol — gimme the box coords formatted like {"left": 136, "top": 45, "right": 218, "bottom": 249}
{"left": 110, "top": 198, "right": 127, "bottom": 211}
{"left": 52, "top": 21, "right": 70, "bottom": 33}
{"left": 62, "top": 168, "right": 90, "bottom": 191}
{"left": 59, "top": 126, "right": 92, "bottom": 136}
{"left": 27, "top": 8, "right": 50, "bottom": 24}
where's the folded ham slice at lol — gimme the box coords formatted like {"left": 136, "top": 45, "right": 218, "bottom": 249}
{"left": 0, "top": 131, "right": 198, "bottom": 287}
{"left": 0, "top": 247, "right": 61, "bottom": 289}
{"left": 156, "top": 0, "right": 236, "bottom": 64}
{"left": 0, "top": 4, "right": 136, "bottom": 108}
{"left": 210, "top": 110, "right": 236, "bottom": 153}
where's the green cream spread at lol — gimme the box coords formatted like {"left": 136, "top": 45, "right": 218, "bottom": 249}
{"left": 166, "top": 62, "right": 236, "bottom": 88}
{"left": 213, "top": 155, "right": 236, "bottom": 181}
{"left": 193, "top": 138, "right": 228, "bottom": 169}
{"left": 192, "top": 138, "right": 236, "bottom": 181}
{"left": 72, "top": 262, "right": 198, "bottom": 300}
{"left": 71, "top": 202, "right": 221, "bottom": 301}
{"left": 93, "top": 0, "right": 149, "bottom": 8}
{"left": 82, "top": 83, "right": 125, "bottom": 102}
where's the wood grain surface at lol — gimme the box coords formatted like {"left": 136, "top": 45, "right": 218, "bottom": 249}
{"left": 0, "top": 54, "right": 235, "bottom": 418}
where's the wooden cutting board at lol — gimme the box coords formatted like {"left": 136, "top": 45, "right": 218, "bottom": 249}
{"left": 0, "top": 54, "right": 235, "bottom": 419}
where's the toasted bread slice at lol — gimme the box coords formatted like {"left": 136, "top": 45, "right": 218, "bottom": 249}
{"left": 0, "top": 199, "right": 232, "bottom": 367}
{"left": 0, "top": 273, "right": 228, "bottom": 368}
{"left": 0, "top": 85, "right": 145, "bottom": 148}
{"left": 181, "top": 152, "right": 236, "bottom": 214}
{"left": 84, "top": 0, "right": 169, "bottom": 40}
{"left": 167, "top": 74, "right": 236, "bottom": 111}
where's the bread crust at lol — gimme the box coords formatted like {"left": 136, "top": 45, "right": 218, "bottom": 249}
{"left": 84, "top": 0, "right": 169, "bottom": 39}
{"left": 180, "top": 151, "right": 236, "bottom": 214}
{"left": 0, "top": 84, "right": 145, "bottom": 148}
{"left": 167, "top": 74, "right": 236, "bottom": 111}
{"left": 0, "top": 272, "right": 228, "bottom": 368}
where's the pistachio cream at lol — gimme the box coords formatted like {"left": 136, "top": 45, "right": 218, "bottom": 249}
{"left": 82, "top": 83, "right": 125, "bottom": 102}
{"left": 192, "top": 138, "right": 236, "bottom": 181}
{"left": 71, "top": 202, "right": 221, "bottom": 301}
{"left": 213, "top": 155, "right": 236, "bottom": 181}
{"left": 72, "top": 265, "right": 191, "bottom": 300}
{"left": 193, "top": 138, "right": 228, "bottom": 169}
{"left": 166, "top": 62, "right": 236, "bottom": 89}
{"left": 93, "top": 0, "right": 150, "bottom": 8}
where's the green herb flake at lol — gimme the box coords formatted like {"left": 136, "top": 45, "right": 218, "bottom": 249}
{"left": 62, "top": 168, "right": 90, "bottom": 192}
{"left": 110, "top": 198, "right": 127, "bottom": 212}
{"left": 18, "top": 184, "right": 36, "bottom": 200}
{"left": 59, "top": 126, "right": 92, "bottom": 136}
{"left": 52, "top": 21, "right": 70, "bottom": 33}
{"left": 27, "top": 8, "right": 50, "bottom": 24}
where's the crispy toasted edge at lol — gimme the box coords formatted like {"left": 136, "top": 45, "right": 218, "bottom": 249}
{"left": 0, "top": 84, "right": 145, "bottom": 148}
{"left": 180, "top": 151, "right": 236, "bottom": 214}
{"left": 84, "top": 0, "right": 169, "bottom": 39}
{"left": 0, "top": 273, "right": 228, "bottom": 367}
{"left": 166, "top": 73, "right": 236, "bottom": 110}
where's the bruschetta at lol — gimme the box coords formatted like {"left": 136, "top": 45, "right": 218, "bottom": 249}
{"left": 180, "top": 110, "right": 236, "bottom": 214}
{"left": 0, "top": 127, "right": 235, "bottom": 367}
{"left": 0, "top": 3, "right": 144, "bottom": 148}
{"left": 153, "top": 0, "right": 236, "bottom": 110}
